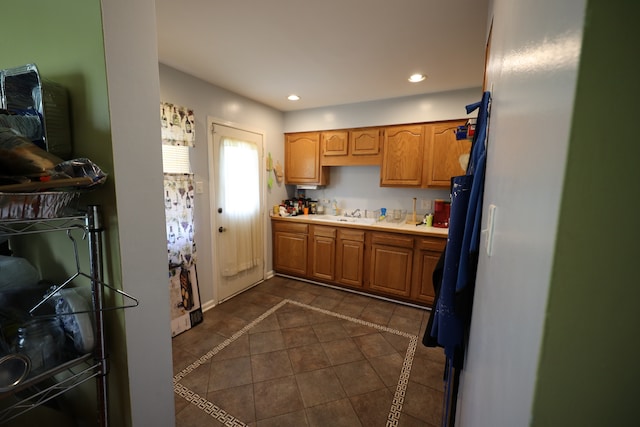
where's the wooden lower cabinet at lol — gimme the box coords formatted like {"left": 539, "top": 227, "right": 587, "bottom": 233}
{"left": 272, "top": 219, "right": 445, "bottom": 306}
{"left": 336, "top": 229, "right": 365, "bottom": 288}
{"left": 367, "top": 232, "right": 414, "bottom": 298}
{"left": 273, "top": 222, "right": 308, "bottom": 276}
{"left": 309, "top": 225, "right": 336, "bottom": 281}
{"left": 411, "top": 237, "right": 447, "bottom": 305}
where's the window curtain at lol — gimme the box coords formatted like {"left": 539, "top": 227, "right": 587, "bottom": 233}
{"left": 160, "top": 102, "right": 195, "bottom": 147}
{"left": 164, "top": 174, "right": 196, "bottom": 268}
{"left": 161, "top": 101, "right": 196, "bottom": 269}
{"left": 218, "top": 137, "right": 260, "bottom": 276}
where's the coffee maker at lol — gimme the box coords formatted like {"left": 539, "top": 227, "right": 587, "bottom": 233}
{"left": 433, "top": 199, "right": 451, "bottom": 228}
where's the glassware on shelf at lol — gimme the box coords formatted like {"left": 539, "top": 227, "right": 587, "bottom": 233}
{"left": 14, "top": 318, "right": 65, "bottom": 375}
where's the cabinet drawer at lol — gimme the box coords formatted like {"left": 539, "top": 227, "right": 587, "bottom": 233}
{"left": 311, "top": 225, "right": 336, "bottom": 238}
{"left": 338, "top": 229, "right": 365, "bottom": 242}
{"left": 273, "top": 221, "right": 308, "bottom": 234}
{"left": 416, "top": 237, "right": 446, "bottom": 252}
{"left": 370, "top": 232, "right": 414, "bottom": 248}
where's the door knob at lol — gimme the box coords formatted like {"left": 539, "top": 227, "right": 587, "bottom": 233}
{"left": 218, "top": 208, "right": 223, "bottom": 213}
{"left": 218, "top": 226, "right": 226, "bottom": 233}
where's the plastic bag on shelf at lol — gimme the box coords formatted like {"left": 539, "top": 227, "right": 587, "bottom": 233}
{"left": 53, "top": 158, "right": 107, "bottom": 187}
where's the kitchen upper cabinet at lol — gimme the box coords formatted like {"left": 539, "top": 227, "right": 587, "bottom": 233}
{"left": 321, "top": 131, "right": 348, "bottom": 157}
{"left": 285, "top": 132, "right": 329, "bottom": 185}
{"left": 380, "top": 125, "right": 425, "bottom": 187}
{"left": 424, "top": 120, "right": 471, "bottom": 187}
{"left": 351, "top": 128, "right": 381, "bottom": 157}
{"left": 309, "top": 225, "right": 336, "bottom": 282}
{"left": 321, "top": 128, "right": 381, "bottom": 166}
{"left": 336, "top": 229, "right": 365, "bottom": 288}
{"left": 411, "top": 237, "right": 447, "bottom": 305}
{"left": 273, "top": 222, "right": 308, "bottom": 276}
{"left": 367, "top": 232, "right": 414, "bottom": 298}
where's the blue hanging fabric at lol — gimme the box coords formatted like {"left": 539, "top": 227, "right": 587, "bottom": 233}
{"left": 456, "top": 91, "right": 491, "bottom": 294}
{"left": 428, "top": 91, "right": 491, "bottom": 364}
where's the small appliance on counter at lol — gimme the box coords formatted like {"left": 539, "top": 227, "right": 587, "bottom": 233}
{"left": 433, "top": 199, "right": 451, "bottom": 228}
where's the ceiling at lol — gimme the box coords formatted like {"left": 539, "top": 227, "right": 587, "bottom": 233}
{"left": 155, "top": 0, "right": 490, "bottom": 112}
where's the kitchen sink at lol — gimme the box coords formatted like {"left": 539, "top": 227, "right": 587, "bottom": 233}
{"left": 310, "top": 215, "right": 377, "bottom": 225}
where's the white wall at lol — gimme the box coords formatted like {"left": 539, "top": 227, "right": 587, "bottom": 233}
{"left": 284, "top": 87, "right": 480, "bottom": 132}
{"left": 101, "top": 0, "right": 175, "bottom": 425}
{"left": 304, "top": 167, "right": 450, "bottom": 215}
{"left": 455, "top": 0, "right": 586, "bottom": 426}
{"left": 158, "top": 64, "right": 286, "bottom": 306}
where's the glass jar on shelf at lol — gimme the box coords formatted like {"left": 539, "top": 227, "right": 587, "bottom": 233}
{"left": 14, "top": 318, "right": 65, "bottom": 375}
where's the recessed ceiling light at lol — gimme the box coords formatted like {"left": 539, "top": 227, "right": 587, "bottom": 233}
{"left": 288, "top": 94, "right": 300, "bottom": 101}
{"left": 408, "top": 74, "right": 426, "bottom": 83}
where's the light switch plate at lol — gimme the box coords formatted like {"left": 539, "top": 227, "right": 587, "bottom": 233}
{"left": 195, "top": 181, "right": 204, "bottom": 194}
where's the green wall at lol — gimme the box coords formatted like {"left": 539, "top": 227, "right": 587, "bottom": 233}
{"left": 532, "top": 1, "right": 640, "bottom": 425}
{"left": 2, "top": 1, "right": 130, "bottom": 425}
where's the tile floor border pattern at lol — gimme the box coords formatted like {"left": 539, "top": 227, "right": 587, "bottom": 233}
{"left": 173, "top": 298, "right": 419, "bottom": 427}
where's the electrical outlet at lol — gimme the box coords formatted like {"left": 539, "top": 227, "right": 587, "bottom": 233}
{"left": 421, "top": 199, "right": 432, "bottom": 210}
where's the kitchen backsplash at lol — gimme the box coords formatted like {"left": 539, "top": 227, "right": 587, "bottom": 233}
{"left": 289, "top": 166, "right": 450, "bottom": 215}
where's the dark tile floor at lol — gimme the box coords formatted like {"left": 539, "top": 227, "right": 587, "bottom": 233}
{"left": 172, "top": 276, "right": 445, "bottom": 427}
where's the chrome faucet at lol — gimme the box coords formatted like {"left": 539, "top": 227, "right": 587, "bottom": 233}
{"left": 347, "top": 209, "right": 361, "bottom": 218}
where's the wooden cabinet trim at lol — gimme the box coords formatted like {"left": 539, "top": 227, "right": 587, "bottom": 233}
{"left": 416, "top": 237, "right": 446, "bottom": 252}
{"left": 321, "top": 130, "right": 349, "bottom": 156}
{"left": 337, "top": 229, "right": 365, "bottom": 242}
{"left": 311, "top": 225, "right": 337, "bottom": 238}
{"left": 350, "top": 128, "right": 381, "bottom": 156}
{"left": 273, "top": 222, "right": 309, "bottom": 234}
{"left": 370, "top": 232, "right": 414, "bottom": 248}
{"left": 285, "top": 132, "right": 329, "bottom": 185}
{"left": 425, "top": 120, "right": 471, "bottom": 188}
{"left": 320, "top": 127, "right": 381, "bottom": 166}
{"left": 380, "top": 125, "right": 425, "bottom": 187}
{"left": 368, "top": 244, "right": 413, "bottom": 297}
{"left": 336, "top": 238, "right": 365, "bottom": 288}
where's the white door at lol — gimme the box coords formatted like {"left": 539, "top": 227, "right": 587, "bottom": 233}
{"left": 210, "top": 123, "right": 265, "bottom": 302}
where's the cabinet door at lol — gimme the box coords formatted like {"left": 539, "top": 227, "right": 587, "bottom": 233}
{"left": 285, "top": 132, "right": 328, "bottom": 184}
{"left": 411, "top": 237, "right": 446, "bottom": 305}
{"left": 321, "top": 131, "right": 348, "bottom": 157}
{"left": 380, "top": 125, "right": 425, "bottom": 187}
{"left": 368, "top": 233, "right": 414, "bottom": 297}
{"left": 273, "top": 222, "right": 309, "bottom": 276}
{"left": 425, "top": 120, "right": 471, "bottom": 187}
{"left": 351, "top": 128, "right": 381, "bottom": 156}
{"left": 322, "top": 128, "right": 381, "bottom": 166}
{"left": 309, "top": 226, "right": 336, "bottom": 281}
{"left": 336, "top": 229, "right": 365, "bottom": 288}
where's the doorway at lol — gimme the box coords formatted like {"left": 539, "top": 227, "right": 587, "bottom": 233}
{"left": 209, "top": 122, "right": 265, "bottom": 302}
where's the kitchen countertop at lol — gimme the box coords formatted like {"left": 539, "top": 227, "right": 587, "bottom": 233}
{"left": 271, "top": 214, "right": 448, "bottom": 238}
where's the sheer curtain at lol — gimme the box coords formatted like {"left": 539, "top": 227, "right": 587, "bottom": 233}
{"left": 218, "top": 137, "right": 261, "bottom": 276}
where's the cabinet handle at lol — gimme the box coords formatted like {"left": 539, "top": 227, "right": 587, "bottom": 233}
{"left": 218, "top": 226, "right": 226, "bottom": 233}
